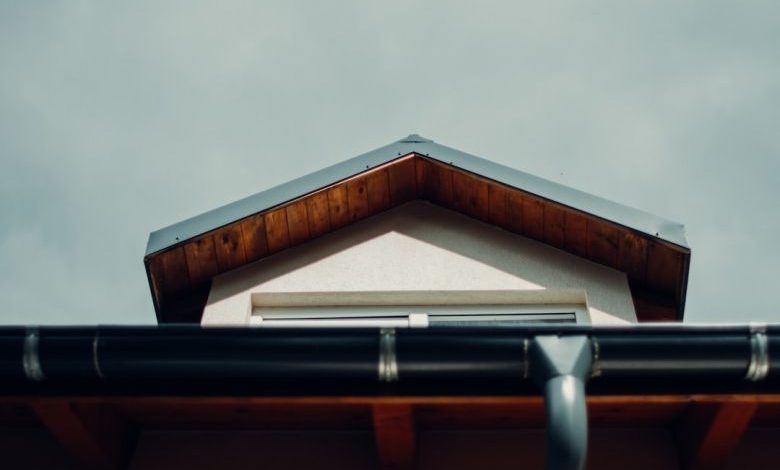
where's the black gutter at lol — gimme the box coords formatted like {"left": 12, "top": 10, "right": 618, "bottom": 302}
{"left": 1, "top": 324, "right": 775, "bottom": 470}
{"left": 1, "top": 324, "right": 776, "bottom": 387}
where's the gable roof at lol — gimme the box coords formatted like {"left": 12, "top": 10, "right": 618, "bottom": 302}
{"left": 145, "top": 135, "right": 690, "bottom": 323}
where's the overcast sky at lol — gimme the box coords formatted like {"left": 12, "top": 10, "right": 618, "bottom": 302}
{"left": 1, "top": 2, "right": 778, "bottom": 325}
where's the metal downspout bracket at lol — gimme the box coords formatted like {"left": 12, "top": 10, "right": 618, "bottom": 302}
{"left": 530, "top": 335, "right": 593, "bottom": 470}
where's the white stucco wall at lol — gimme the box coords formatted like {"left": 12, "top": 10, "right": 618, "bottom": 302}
{"left": 203, "top": 201, "right": 636, "bottom": 326}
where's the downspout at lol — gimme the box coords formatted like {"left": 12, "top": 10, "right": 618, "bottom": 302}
{"left": 529, "top": 336, "right": 592, "bottom": 470}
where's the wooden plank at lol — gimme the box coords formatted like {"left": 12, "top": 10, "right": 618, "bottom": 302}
{"left": 677, "top": 401, "right": 757, "bottom": 470}
{"left": 619, "top": 232, "right": 648, "bottom": 283}
{"left": 472, "top": 177, "right": 490, "bottom": 222}
{"left": 522, "top": 196, "right": 545, "bottom": 241}
{"left": 451, "top": 171, "right": 469, "bottom": 215}
{"left": 305, "top": 192, "right": 332, "bottom": 238}
{"left": 506, "top": 191, "right": 524, "bottom": 233}
{"left": 366, "top": 168, "right": 391, "bottom": 213}
{"left": 415, "top": 158, "right": 438, "bottom": 201}
{"left": 588, "top": 220, "right": 620, "bottom": 268}
{"left": 285, "top": 200, "right": 310, "bottom": 246}
{"left": 212, "top": 225, "right": 246, "bottom": 272}
{"left": 417, "top": 403, "right": 544, "bottom": 429}
{"left": 435, "top": 164, "right": 455, "bottom": 209}
{"left": 31, "top": 400, "right": 136, "bottom": 470}
{"left": 119, "top": 402, "right": 371, "bottom": 430}
{"left": 631, "top": 283, "right": 679, "bottom": 322}
{"left": 564, "top": 210, "right": 589, "bottom": 258}
{"left": 183, "top": 236, "right": 219, "bottom": 286}
{"left": 165, "top": 285, "right": 211, "bottom": 323}
{"left": 264, "top": 208, "right": 291, "bottom": 253}
{"left": 452, "top": 171, "right": 489, "bottom": 222}
{"left": 590, "top": 398, "right": 688, "bottom": 427}
{"left": 647, "top": 241, "right": 684, "bottom": 297}
{"left": 749, "top": 402, "right": 780, "bottom": 426}
{"left": 372, "top": 404, "right": 416, "bottom": 470}
{"left": 146, "top": 256, "right": 166, "bottom": 308}
{"left": 239, "top": 213, "right": 269, "bottom": 263}
{"left": 488, "top": 184, "right": 508, "bottom": 226}
{"left": 326, "top": 185, "right": 350, "bottom": 229}
{"left": 158, "top": 246, "right": 189, "bottom": 295}
{"left": 388, "top": 157, "right": 417, "bottom": 204}
{"left": 543, "top": 204, "right": 565, "bottom": 249}
{"left": 347, "top": 176, "right": 370, "bottom": 221}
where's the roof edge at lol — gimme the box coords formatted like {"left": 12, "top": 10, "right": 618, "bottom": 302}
{"left": 146, "top": 135, "right": 689, "bottom": 257}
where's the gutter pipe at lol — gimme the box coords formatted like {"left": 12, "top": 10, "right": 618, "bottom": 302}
{"left": 0, "top": 323, "right": 775, "bottom": 470}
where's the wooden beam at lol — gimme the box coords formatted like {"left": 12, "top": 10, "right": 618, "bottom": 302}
{"left": 31, "top": 399, "right": 136, "bottom": 470}
{"left": 372, "top": 403, "right": 416, "bottom": 470}
{"left": 677, "top": 400, "right": 757, "bottom": 470}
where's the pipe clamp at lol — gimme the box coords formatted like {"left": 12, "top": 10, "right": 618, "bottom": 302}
{"left": 22, "top": 330, "right": 45, "bottom": 382}
{"left": 378, "top": 328, "right": 399, "bottom": 382}
{"left": 746, "top": 323, "right": 769, "bottom": 382}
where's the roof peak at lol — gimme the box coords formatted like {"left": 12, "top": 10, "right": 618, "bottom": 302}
{"left": 399, "top": 134, "right": 433, "bottom": 144}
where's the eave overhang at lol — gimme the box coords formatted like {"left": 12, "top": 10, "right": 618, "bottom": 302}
{"left": 144, "top": 135, "right": 690, "bottom": 323}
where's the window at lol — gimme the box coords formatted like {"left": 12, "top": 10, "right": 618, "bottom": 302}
{"left": 250, "top": 293, "right": 588, "bottom": 328}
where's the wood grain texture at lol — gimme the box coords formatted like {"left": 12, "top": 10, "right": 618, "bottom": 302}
{"left": 305, "top": 192, "right": 332, "bottom": 238}
{"left": 347, "top": 176, "right": 370, "bottom": 221}
{"left": 488, "top": 184, "right": 508, "bottom": 226}
{"left": 435, "top": 164, "right": 455, "bottom": 208}
{"left": 543, "top": 204, "right": 565, "bottom": 249}
{"left": 213, "top": 225, "right": 246, "bottom": 272}
{"left": 619, "top": 232, "right": 649, "bottom": 283}
{"left": 239, "top": 213, "right": 269, "bottom": 263}
{"left": 506, "top": 191, "right": 524, "bottom": 233}
{"left": 677, "top": 401, "right": 757, "bottom": 470}
{"left": 631, "top": 284, "right": 678, "bottom": 322}
{"left": 522, "top": 196, "right": 545, "bottom": 241}
{"left": 285, "top": 200, "right": 310, "bottom": 246}
{"left": 415, "top": 158, "right": 438, "bottom": 201}
{"left": 32, "top": 400, "right": 137, "bottom": 470}
{"left": 146, "top": 257, "right": 166, "bottom": 307}
{"left": 564, "top": 210, "right": 589, "bottom": 258}
{"left": 647, "top": 241, "right": 684, "bottom": 297}
{"left": 588, "top": 221, "right": 620, "bottom": 267}
{"left": 388, "top": 157, "right": 417, "bottom": 204}
{"left": 452, "top": 171, "right": 489, "bottom": 221}
{"left": 373, "top": 404, "right": 416, "bottom": 470}
{"left": 183, "top": 236, "right": 218, "bottom": 286}
{"left": 366, "top": 168, "right": 391, "bottom": 212}
{"left": 158, "top": 247, "right": 190, "bottom": 295}
{"left": 264, "top": 208, "right": 291, "bottom": 253}
{"left": 326, "top": 185, "right": 350, "bottom": 229}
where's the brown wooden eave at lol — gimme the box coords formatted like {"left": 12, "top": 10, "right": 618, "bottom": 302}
{"left": 146, "top": 153, "right": 689, "bottom": 324}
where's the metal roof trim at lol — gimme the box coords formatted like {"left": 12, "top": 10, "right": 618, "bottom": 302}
{"left": 145, "top": 135, "right": 689, "bottom": 257}
{"left": 145, "top": 139, "right": 417, "bottom": 256}
{"left": 412, "top": 139, "right": 689, "bottom": 249}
